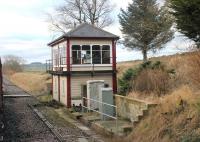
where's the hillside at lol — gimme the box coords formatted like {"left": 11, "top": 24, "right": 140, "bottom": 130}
{"left": 117, "top": 52, "right": 192, "bottom": 77}
{"left": 23, "top": 62, "right": 46, "bottom": 72}
{"left": 115, "top": 51, "right": 200, "bottom": 142}
{"left": 7, "top": 51, "right": 200, "bottom": 142}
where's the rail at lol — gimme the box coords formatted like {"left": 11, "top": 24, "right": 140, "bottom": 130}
{"left": 46, "top": 57, "right": 115, "bottom": 72}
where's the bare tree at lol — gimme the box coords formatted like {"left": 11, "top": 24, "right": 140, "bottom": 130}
{"left": 47, "top": 0, "right": 115, "bottom": 33}
{"left": 83, "top": 0, "right": 114, "bottom": 27}
{"left": 3, "top": 55, "right": 25, "bottom": 74}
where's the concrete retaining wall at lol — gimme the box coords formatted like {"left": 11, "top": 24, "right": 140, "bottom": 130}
{"left": 115, "top": 95, "right": 150, "bottom": 122}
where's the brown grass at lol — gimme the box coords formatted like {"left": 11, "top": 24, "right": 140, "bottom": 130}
{"left": 117, "top": 60, "right": 142, "bottom": 77}
{"left": 115, "top": 51, "right": 200, "bottom": 142}
{"left": 134, "top": 69, "right": 171, "bottom": 96}
{"left": 9, "top": 72, "right": 51, "bottom": 96}
{"left": 187, "top": 51, "right": 200, "bottom": 88}
{"left": 123, "top": 85, "right": 200, "bottom": 142}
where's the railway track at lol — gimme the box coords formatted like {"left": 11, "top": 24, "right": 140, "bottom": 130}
{"left": 2, "top": 78, "right": 90, "bottom": 142}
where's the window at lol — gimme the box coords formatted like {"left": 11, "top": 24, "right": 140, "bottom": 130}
{"left": 102, "top": 45, "right": 110, "bottom": 64}
{"left": 60, "top": 46, "right": 66, "bottom": 65}
{"left": 71, "top": 44, "right": 111, "bottom": 65}
{"left": 72, "top": 45, "right": 81, "bottom": 64}
{"left": 82, "top": 45, "right": 91, "bottom": 64}
{"left": 92, "top": 45, "right": 101, "bottom": 64}
{"left": 53, "top": 49, "right": 59, "bottom": 66}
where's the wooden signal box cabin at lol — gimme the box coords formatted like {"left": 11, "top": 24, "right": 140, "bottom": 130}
{"left": 47, "top": 23, "right": 119, "bottom": 108}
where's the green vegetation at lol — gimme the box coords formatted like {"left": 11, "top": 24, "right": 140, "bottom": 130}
{"left": 119, "top": 0, "right": 174, "bottom": 61}
{"left": 170, "top": 0, "right": 200, "bottom": 47}
{"left": 118, "top": 61, "right": 175, "bottom": 95}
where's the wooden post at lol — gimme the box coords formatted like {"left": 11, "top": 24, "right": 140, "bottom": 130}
{"left": 112, "top": 40, "right": 117, "bottom": 94}
{"left": 66, "top": 39, "right": 71, "bottom": 108}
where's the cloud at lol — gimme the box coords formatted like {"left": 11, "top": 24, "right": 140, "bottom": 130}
{"left": 0, "top": 0, "right": 193, "bottom": 64}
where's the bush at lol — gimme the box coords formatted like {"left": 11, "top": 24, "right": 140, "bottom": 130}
{"left": 118, "top": 68, "right": 138, "bottom": 95}
{"left": 118, "top": 61, "right": 175, "bottom": 96}
{"left": 134, "top": 68, "right": 171, "bottom": 96}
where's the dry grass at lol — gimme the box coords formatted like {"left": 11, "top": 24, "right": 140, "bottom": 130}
{"left": 122, "top": 85, "right": 200, "bottom": 142}
{"left": 8, "top": 72, "right": 51, "bottom": 96}
{"left": 187, "top": 51, "right": 200, "bottom": 88}
{"left": 134, "top": 69, "right": 171, "bottom": 96}
{"left": 117, "top": 60, "right": 142, "bottom": 77}
{"left": 115, "top": 51, "right": 200, "bottom": 142}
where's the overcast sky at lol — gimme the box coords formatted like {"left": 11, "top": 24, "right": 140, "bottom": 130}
{"left": 0, "top": 0, "right": 192, "bottom": 63}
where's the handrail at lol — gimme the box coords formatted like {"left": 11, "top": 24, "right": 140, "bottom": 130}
{"left": 46, "top": 56, "right": 116, "bottom": 72}
{"left": 82, "top": 96, "right": 118, "bottom": 131}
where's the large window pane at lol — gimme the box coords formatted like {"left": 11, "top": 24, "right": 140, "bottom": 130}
{"left": 102, "top": 45, "right": 110, "bottom": 64}
{"left": 53, "top": 49, "right": 59, "bottom": 66}
{"left": 82, "top": 45, "right": 91, "bottom": 64}
{"left": 82, "top": 50, "right": 91, "bottom": 64}
{"left": 92, "top": 45, "right": 100, "bottom": 50}
{"left": 72, "top": 45, "right": 81, "bottom": 50}
{"left": 82, "top": 45, "right": 90, "bottom": 50}
{"left": 72, "top": 51, "right": 81, "bottom": 64}
{"left": 92, "top": 45, "right": 101, "bottom": 64}
{"left": 60, "top": 46, "right": 66, "bottom": 65}
{"left": 92, "top": 51, "right": 101, "bottom": 64}
{"left": 102, "top": 51, "right": 110, "bottom": 64}
{"left": 72, "top": 45, "right": 81, "bottom": 64}
{"left": 102, "top": 45, "right": 110, "bottom": 50}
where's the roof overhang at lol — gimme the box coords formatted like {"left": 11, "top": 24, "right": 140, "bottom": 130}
{"left": 47, "top": 36, "right": 120, "bottom": 47}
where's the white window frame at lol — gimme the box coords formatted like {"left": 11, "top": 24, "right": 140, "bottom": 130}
{"left": 71, "top": 44, "right": 112, "bottom": 65}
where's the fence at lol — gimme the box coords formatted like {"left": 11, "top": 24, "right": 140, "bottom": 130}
{"left": 0, "top": 58, "right": 3, "bottom": 111}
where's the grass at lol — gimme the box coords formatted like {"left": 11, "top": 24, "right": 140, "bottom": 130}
{"left": 8, "top": 71, "right": 51, "bottom": 96}
{"left": 6, "top": 51, "right": 200, "bottom": 142}
{"left": 119, "top": 85, "right": 200, "bottom": 142}
{"left": 113, "top": 51, "right": 200, "bottom": 142}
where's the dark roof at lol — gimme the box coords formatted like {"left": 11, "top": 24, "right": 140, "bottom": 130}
{"left": 48, "top": 23, "right": 119, "bottom": 46}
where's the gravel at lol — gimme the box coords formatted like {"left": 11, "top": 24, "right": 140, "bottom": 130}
{"left": 3, "top": 97, "right": 58, "bottom": 142}
{"left": 3, "top": 78, "right": 91, "bottom": 142}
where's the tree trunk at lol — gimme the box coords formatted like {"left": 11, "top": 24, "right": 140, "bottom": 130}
{"left": 142, "top": 48, "right": 147, "bottom": 62}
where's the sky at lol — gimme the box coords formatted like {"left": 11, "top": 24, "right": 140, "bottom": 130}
{"left": 0, "top": 0, "right": 193, "bottom": 63}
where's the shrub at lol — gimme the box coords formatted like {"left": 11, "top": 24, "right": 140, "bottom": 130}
{"left": 118, "top": 61, "right": 175, "bottom": 96}
{"left": 134, "top": 69, "right": 171, "bottom": 96}
{"left": 118, "top": 68, "right": 138, "bottom": 95}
